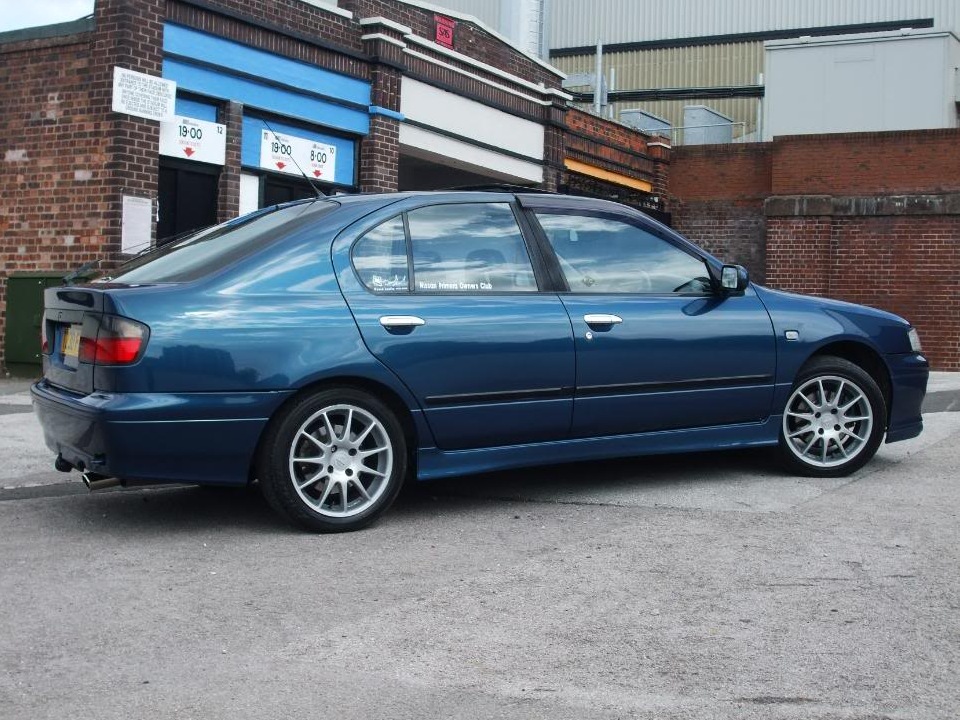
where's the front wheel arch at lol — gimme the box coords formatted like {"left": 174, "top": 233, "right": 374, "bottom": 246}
{"left": 779, "top": 354, "right": 887, "bottom": 477}
{"left": 803, "top": 341, "right": 892, "bottom": 422}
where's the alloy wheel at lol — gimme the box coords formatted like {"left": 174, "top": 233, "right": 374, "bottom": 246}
{"left": 782, "top": 375, "right": 874, "bottom": 468}
{"left": 287, "top": 404, "right": 394, "bottom": 517}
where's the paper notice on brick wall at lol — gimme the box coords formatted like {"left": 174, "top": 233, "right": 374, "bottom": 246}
{"left": 112, "top": 67, "right": 176, "bottom": 122}
{"left": 121, "top": 196, "right": 153, "bottom": 254}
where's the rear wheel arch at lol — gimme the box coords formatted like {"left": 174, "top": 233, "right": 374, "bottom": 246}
{"left": 249, "top": 375, "right": 420, "bottom": 483}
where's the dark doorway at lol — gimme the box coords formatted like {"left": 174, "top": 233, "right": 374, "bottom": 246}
{"left": 398, "top": 153, "right": 528, "bottom": 191}
{"left": 262, "top": 175, "right": 319, "bottom": 206}
{"left": 157, "top": 160, "right": 220, "bottom": 244}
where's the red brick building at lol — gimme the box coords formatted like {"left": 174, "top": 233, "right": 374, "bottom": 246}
{"left": 0, "top": 0, "right": 668, "bottom": 373}
{"left": 670, "top": 130, "right": 960, "bottom": 370}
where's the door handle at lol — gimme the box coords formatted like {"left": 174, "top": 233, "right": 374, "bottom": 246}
{"left": 379, "top": 315, "right": 426, "bottom": 329}
{"left": 583, "top": 313, "right": 623, "bottom": 327}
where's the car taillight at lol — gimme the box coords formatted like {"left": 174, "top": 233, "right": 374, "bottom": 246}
{"left": 41, "top": 321, "right": 49, "bottom": 355}
{"left": 79, "top": 315, "right": 149, "bottom": 366}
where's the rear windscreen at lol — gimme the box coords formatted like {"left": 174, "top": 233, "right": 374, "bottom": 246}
{"left": 108, "top": 200, "right": 337, "bottom": 284}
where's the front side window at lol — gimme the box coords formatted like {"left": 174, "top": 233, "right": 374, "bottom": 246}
{"left": 407, "top": 203, "right": 537, "bottom": 293}
{"left": 535, "top": 212, "right": 712, "bottom": 295}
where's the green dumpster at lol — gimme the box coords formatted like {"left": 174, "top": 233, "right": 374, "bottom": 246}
{"left": 4, "top": 273, "right": 64, "bottom": 377}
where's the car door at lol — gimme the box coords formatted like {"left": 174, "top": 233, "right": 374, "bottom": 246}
{"left": 336, "top": 200, "right": 575, "bottom": 450}
{"left": 524, "top": 202, "right": 777, "bottom": 438}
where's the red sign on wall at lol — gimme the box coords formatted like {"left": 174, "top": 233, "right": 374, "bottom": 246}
{"left": 435, "top": 14, "right": 455, "bottom": 49}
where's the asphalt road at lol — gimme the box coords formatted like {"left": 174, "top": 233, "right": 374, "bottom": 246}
{"left": 1, "top": 399, "right": 959, "bottom": 719}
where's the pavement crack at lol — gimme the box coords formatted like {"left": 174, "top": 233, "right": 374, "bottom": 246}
{"left": 737, "top": 696, "right": 816, "bottom": 705}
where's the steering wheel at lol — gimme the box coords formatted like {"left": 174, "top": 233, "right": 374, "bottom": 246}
{"left": 672, "top": 277, "right": 713, "bottom": 294}
{"left": 558, "top": 254, "right": 652, "bottom": 293}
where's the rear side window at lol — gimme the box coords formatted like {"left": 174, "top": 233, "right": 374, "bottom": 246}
{"left": 109, "top": 201, "right": 336, "bottom": 283}
{"left": 351, "top": 202, "right": 539, "bottom": 294}
{"left": 353, "top": 216, "right": 409, "bottom": 292}
{"left": 407, "top": 203, "right": 537, "bottom": 293}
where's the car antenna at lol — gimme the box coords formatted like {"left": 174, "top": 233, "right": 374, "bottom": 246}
{"left": 261, "top": 118, "right": 325, "bottom": 200}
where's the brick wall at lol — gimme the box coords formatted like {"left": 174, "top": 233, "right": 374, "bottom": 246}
{"left": 764, "top": 206, "right": 960, "bottom": 370}
{"left": 0, "top": 0, "right": 167, "bottom": 371}
{"left": 217, "top": 100, "right": 244, "bottom": 224}
{"left": 343, "top": 0, "right": 561, "bottom": 89}
{"left": 0, "top": 0, "right": 652, "bottom": 373}
{"left": 669, "top": 143, "right": 771, "bottom": 280}
{"left": 770, "top": 129, "right": 960, "bottom": 196}
{"left": 822, "top": 216, "right": 960, "bottom": 370}
{"left": 93, "top": 0, "right": 165, "bottom": 256}
{"left": 168, "top": 0, "right": 368, "bottom": 79}
{"left": 562, "top": 109, "right": 669, "bottom": 213}
{"left": 670, "top": 131, "right": 960, "bottom": 370}
{"left": 565, "top": 109, "right": 660, "bottom": 179}
{"left": 0, "top": 32, "right": 99, "bottom": 371}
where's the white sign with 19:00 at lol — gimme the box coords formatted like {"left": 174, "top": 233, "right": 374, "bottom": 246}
{"left": 260, "top": 130, "right": 337, "bottom": 181}
{"left": 159, "top": 116, "right": 227, "bottom": 165}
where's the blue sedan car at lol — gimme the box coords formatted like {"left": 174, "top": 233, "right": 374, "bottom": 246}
{"left": 32, "top": 191, "right": 929, "bottom": 532}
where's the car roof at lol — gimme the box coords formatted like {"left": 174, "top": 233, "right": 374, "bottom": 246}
{"left": 325, "top": 189, "right": 637, "bottom": 213}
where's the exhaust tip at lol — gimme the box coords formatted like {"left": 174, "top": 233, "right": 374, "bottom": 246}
{"left": 82, "top": 472, "right": 121, "bottom": 491}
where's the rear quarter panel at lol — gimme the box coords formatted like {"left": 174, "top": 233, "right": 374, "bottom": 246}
{"left": 95, "top": 209, "right": 420, "bottom": 408}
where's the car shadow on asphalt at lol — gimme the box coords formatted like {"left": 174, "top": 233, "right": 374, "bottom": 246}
{"left": 395, "top": 447, "right": 784, "bottom": 508}
{"left": 36, "top": 447, "right": 796, "bottom": 535}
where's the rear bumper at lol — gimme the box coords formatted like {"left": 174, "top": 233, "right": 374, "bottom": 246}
{"left": 31, "top": 381, "right": 293, "bottom": 485}
{"left": 885, "top": 352, "right": 929, "bottom": 444}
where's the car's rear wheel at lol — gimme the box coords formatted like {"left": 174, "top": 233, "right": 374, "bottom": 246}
{"left": 779, "top": 356, "right": 887, "bottom": 477}
{"left": 258, "top": 388, "right": 407, "bottom": 532}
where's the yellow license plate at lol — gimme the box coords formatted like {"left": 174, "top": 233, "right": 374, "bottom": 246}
{"left": 61, "top": 327, "right": 81, "bottom": 358}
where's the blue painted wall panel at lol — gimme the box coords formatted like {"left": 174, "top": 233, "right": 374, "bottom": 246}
{"left": 164, "top": 24, "right": 370, "bottom": 106}
{"left": 241, "top": 116, "right": 357, "bottom": 187}
{"left": 175, "top": 97, "right": 218, "bottom": 122}
{"left": 163, "top": 58, "right": 370, "bottom": 136}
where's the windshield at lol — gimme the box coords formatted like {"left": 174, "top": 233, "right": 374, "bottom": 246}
{"left": 107, "top": 200, "right": 336, "bottom": 283}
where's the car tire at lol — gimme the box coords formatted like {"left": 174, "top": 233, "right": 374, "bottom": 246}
{"left": 258, "top": 388, "right": 407, "bottom": 532}
{"left": 779, "top": 355, "right": 887, "bottom": 478}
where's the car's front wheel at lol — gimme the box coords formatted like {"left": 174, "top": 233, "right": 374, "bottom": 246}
{"left": 258, "top": 388, "right": 407, "bottom": 532}
{"left": 779, "top": 356, "right": 887, "bottom": 477}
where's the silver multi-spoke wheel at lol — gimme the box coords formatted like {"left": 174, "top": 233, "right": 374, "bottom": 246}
{"left": 782, "top": 374, "right": 874, "bottom": 468}
{"left": 288, "top": 404, "right": 394, "bottom": 518}
{"left": 260, "top": 388, "right": 407, "bottom": 532}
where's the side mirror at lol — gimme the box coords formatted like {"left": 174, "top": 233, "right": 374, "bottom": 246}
{"left": 720, "top": 264, "right": 749, "bottom": 292}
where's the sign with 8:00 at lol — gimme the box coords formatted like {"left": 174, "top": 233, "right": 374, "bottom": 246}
{"left": 259, "top": 130, "right": 337, "bottom": 181}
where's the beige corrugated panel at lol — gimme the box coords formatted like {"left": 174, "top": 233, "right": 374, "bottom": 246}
{"left": 553, "top": 43, "right": 764, "bottom": 88}
{"left": 549, "top": 0, "right": 960, "bottom": 48}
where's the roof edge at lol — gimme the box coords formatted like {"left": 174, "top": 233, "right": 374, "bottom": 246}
{"left": 0, "top": 14, "right": 94, "bottom": 45}
{"left": 396, "top": 0, "right": 564, "bottom": 78}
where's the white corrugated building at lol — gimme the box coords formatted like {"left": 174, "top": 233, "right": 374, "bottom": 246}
{"left": 436, "top": 0, "right": 960, "bottom": 143}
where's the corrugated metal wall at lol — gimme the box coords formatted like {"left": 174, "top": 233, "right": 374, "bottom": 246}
{"left": 554, "top": 43, "right": 764, "bottom": 143}
{"left": 549, "top": 0, "right": 960, "bottom": 48}
{"left": 555, "top": 43, "right": 764, "bottom": 90}
{"left": 433, "top": 0, "right": 960, "bottom": 142}
{"left": 547, "top": 0, "right": 960, "bottom": 144}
